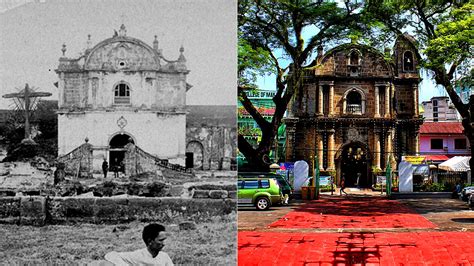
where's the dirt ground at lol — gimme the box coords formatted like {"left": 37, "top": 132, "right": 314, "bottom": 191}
{"left": 0, "top": 212, "right": 237, "bottom": 265}
{"left": 0, "top": 165, "right": 237, "bottom": 264}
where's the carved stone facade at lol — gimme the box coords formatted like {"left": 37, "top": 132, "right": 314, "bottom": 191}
{"left": 285, "top": 35, "right": 423, "bottom": 187}
{"left": 56, "top": 25, "right": 190, "bottom": 173}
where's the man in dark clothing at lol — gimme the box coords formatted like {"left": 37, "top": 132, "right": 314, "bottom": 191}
{"left": 114, "top": 158, "right": 120, "bottom": 178}
{"left": 102, "top": 158, "right": 108, "bottom": 178}
{"left": 54, "top": 163, "right": 65, "bottom": 185}
{"left": 340, "top": 174, "right": 348, "bottom": 196}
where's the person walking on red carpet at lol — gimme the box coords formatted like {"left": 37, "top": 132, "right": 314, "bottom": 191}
{"left": 340, "top": 174, "right": 348, "bottom": 196}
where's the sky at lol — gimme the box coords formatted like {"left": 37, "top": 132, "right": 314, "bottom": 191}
{"left": 254, "top": 25, "right": 445, "bottom": 104}
{"left": 0, "top": 0, "right": 237, "bottom": 109}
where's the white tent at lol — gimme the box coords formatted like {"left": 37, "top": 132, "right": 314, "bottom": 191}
{"left": 438, "top": 156, "right": 471, "bottom": 172}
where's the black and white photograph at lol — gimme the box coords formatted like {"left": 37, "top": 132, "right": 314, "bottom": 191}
{"left": 0, "top": 0, "right": 237, "bottom": 264}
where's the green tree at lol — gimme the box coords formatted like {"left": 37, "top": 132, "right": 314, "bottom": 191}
{"left": 238, "top": 0, "right": 363, "bottom": 169}
{"left": 364, "top": 0, "right": 474, "bottom": 172}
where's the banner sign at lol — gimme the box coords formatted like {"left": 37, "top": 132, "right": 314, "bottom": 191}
{"left": 377, "top": 176, "right": 387, "bottom": 185}
{"left": 402, "top": 156, "right": 426, "bottom": 165}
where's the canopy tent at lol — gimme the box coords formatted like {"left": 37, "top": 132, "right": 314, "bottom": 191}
{"left": 438, "top": 156, "right": 471, "bottom": 172}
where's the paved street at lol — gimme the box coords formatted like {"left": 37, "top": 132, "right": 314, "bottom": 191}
{"left": 238, "top": 194, "right": 474, "bottom": 265}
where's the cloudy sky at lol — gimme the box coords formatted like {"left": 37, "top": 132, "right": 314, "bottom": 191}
{"left": 0, "top": 0, "right": 237, "bottom": 109}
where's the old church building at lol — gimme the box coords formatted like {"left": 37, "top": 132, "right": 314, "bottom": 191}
{"left": 56, "top": 25, "right": 235, "bottom": 175}
{"left": 285, "top": 35, "right": 422, "bottom": 187}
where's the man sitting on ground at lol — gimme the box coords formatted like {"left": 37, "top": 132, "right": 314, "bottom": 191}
{"left": 104, "top": 223, "right": 174, "bottom": 265}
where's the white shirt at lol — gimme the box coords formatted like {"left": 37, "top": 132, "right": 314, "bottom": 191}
{"left": 105, "top": 248, "right": 173, "bottom": 266}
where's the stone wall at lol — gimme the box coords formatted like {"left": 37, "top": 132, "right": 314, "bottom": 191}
{"left": 186, "top": 126, "right": 236, "bottom": 170}
{"left": 0, "top": 196, "right": 236, "bottom": 226}
{"left": 57, "top": 141, "right": 93, "bottom": 178}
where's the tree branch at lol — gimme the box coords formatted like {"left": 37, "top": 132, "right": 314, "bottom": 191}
{"left": 414, "top": 1, "right": 436, "bottom": 38}
{"left": 238, "top": 86, "right": 271, "bottom": 131}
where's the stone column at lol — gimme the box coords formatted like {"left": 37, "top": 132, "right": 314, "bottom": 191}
{"left": 98, "top": 72, "right": 105, "bottom": 108}
{"left": 413, "top": 84, "right": 419, "bottom": 117}
{"left": 374, "top": 132, "right": 381, "bottom": 169}
{"left": 318, "top": 133, "right": 324, "bottom": 170}
{"left": 391, "top": 83, "right": 395, "bottom": 115}
{"left": 318, "top": 85, "right": 324, "bottom": 114}
{"left": 374, "top": 86, "right": 380, "bottom": 117}
{"left": 385, "top": 130, "right": 392, "bottom": 170}
{"left": 385, "top": 85, "right": 390, "bottom": 118}
{"left": 58, "top": 72, "right": 65, "bottom": 107}
{"left": 415, "top": 130, "right": 420, "bottom": 155}
{"left": 329, "top": 84, "right": 334, "bottom": 116}
{"left": 284, "top": 120, "right": 297, "bottom": 161}
{"left": 342, "top": 98, "right": 347, "bottom": 114}
{"left": 328, "top": 130, "right": 335, "bottom": 170}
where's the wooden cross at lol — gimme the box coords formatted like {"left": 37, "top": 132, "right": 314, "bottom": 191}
{"left": 2, "top": 83, "right": 52, "bottom": 143}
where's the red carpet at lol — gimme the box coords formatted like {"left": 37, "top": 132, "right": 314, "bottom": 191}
{"left": 269, "top": 196, "right": 436, "bottom": 229}
{"left": 239, "top": 231, "right": 474, "bottom": 265}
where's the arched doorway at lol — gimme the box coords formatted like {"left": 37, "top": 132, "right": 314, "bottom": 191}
{"left": 109, "top": 133, "right": 134, "bottom": 173}
{"left": 337, "top": 142, "right": 371, "bottom": 187}
{"left": 186, "top": 141, "right": 204, "bottom": 170}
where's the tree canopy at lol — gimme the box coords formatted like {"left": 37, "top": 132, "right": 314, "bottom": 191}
{"left": 364, "top": 0, "right": 473, "bottom": 169}
{"left": 238, "top": 0, "right": 364, "bottom": 168}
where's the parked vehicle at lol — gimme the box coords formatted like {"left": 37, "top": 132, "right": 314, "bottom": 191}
{"left": 460, "top": 186, "right": 474, "bottom": 201}
{"left": 237, "top": 178, "right": 283, "bottom": 210}
{"left": 468, "top": 194, "right": 474, "bottom": 209}
{"left": 239, "top": 172, "right": 294, "bottom": 200}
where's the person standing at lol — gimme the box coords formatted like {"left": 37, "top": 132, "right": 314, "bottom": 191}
{"left": 102, "top": 158, "right": 108, "bottom": 178}
{"left": 340, "top": 174, "right": 348, "bottom": 196}
{"left": 356, "top": 172, "right": 361, "bottom": 189}
{"left": 113, "top": 158, "right": 120, "bottom": 178}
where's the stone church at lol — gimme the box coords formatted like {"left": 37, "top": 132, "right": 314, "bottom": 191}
{"left": 285, "top": 34, "right": 422, "bottom": 187}
{"left": 56, "top": 25, "right": 235, "bottom": 175}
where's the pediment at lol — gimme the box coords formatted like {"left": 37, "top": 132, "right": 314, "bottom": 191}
{"left": 85, "top": 38, "right": 160, "bottom": 71}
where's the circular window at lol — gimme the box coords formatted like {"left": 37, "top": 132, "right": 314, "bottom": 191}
{"left": 119, "top": 61, "right": 126, "bottom": 67}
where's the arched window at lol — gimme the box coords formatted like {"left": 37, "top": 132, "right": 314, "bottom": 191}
{"left": 350, "top": 51, "right": 360, "bottom": 65}
{"left": 403, "top": 51, "right": 414, "bottom": 71}
{"left": 344, "top": 89, "right": 365, "bottom": 115}
{"left": 114, "top": 83, "right": 130, "bottom": 104}
{"left": 347, "top": 91, "right": 362, "bottom": 105}
{"left": 347, "top": 50, "right": 361, "bottom": 77}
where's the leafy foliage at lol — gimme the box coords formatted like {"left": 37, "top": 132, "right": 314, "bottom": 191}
{"left": 367, "top": 0, "right": 474, "bottom": 171}
{"left": 238, "top": 37, "right": 275, "bottom": 87}
{"left": 420, "top": 182, "right": 447, "bottom": 192}
{"left": 238, "top": 0, "right": 364, "bottom": 168}
{"left": 424, "top": 3, "right": 473, "bottom": 70}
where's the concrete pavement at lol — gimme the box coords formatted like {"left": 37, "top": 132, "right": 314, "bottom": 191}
{"left": 238, "top": 194, "right": 474, "bottom": 265}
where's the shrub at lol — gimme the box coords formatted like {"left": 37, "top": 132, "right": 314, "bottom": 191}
{"left": 420, "top": 182, "right": 446, "bottom": 192}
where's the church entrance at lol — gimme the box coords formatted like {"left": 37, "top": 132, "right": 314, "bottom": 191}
{"left": 337, "top": 142, "right": 370, "bottom": 187}
{"left": 109, "top": 134, "right": 134, "bottom": 173}
{"left": 186, "top": 141, "right": 204, "bottom": 170}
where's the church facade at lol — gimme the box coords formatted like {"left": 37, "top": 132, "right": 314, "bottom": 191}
{"left": 285, "top": 35, "right": 422, "bottom": 187}
{"left": 56, "top": 25, "right": 193, "bottom": 173}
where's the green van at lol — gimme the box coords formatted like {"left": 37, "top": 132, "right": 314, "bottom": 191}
{"left": 237, "top": 178, "right": 283, "bottom": 210}
{"left": 239, "top": 172, "right": 293, "bottom": 200}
